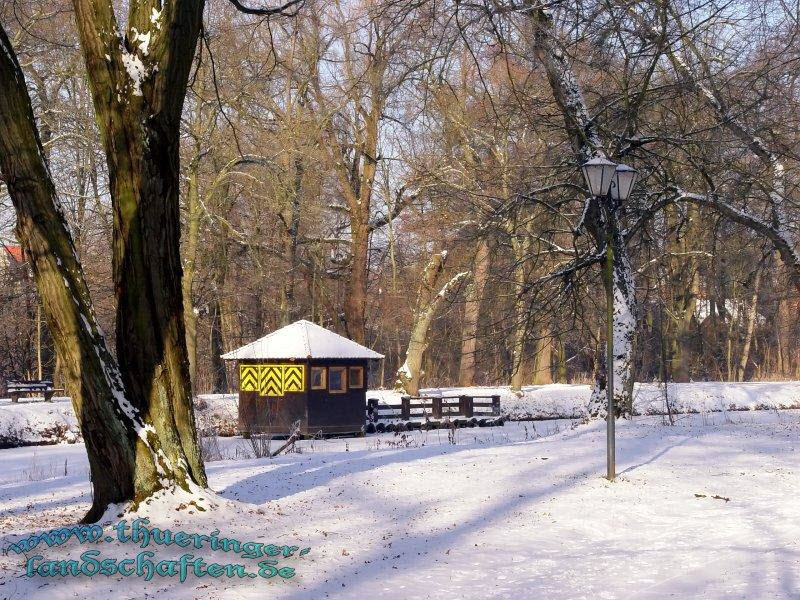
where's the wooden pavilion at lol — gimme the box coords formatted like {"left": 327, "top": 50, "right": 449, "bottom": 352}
{"left": 222, "top": 320, "right": 384, "bottom": 436}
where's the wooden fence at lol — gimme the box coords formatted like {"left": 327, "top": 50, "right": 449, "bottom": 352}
{"left": 367, "top": 394, "right": 501, "bottom": 423}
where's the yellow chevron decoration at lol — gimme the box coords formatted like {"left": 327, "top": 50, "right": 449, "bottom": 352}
{"left": 239, "top": 365, "right": 259, "bottom": 392}
{"left": 282, "top": 365, "right": 304, "bottom": 392}
{"left": 239, "top": 364, "right": 306, "bottom": 397}
{"left": 260, "top": 365, "right": 283, "bottom": 397}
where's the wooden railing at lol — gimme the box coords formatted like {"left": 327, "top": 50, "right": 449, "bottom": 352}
{"left": 367, "top": 394, "right": 501, "bottom": 422}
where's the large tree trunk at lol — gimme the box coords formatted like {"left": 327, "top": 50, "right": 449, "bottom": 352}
{"left": 657, "top": 205, "right": 701, "bottom": 383}
{"left": 397, "top": 252, "right": 468, "bottom": 395}
{"left": 774, "top": 279, "right": 790, "bottom": 377}
{"left": 0, "top": 21, "right": 175, "bottom": 522}
{"left": 209, "top": 228, "right": 237, "bottom": 394}
{"left": 326, "top": 27, "right": 385, "bottom": 345}
{"left": 587, "top": 223, "right": 637, "bottom": 416}
{"left": 280, "top": 155, "right": 303, "bottom": 325}
{"left": 527, "top": 4, "right": 637, "bottom": 416}
{"left": 345, "top": 217, "right": 370, "bottom": 343}
{"left": 71, "top": 0, "right": 207, "bottom": 504}
{"left": 209, "top": 298, "right": 228, "bottom": 393}
{"left": 671, "top": 264, "right": 700, "bottom": 382}
{"left": 458, "top": 240, "right": 490, "bottom": 386}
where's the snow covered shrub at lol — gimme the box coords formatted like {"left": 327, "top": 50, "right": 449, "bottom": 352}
{"left": 199, "top": 428, "right": 224, "bottom": 462}
{"left": 249, "top": 434, "right": 272, "bottom": 459}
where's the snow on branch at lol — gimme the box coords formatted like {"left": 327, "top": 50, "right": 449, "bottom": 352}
{"left": 628, "top": 4, "right": 797, "bottom": 272}
{"left": 396, "top": 251, "right": 469, "bottom": 394}
{"left": 227, "top": 0, "right": 304, "bottom": 17}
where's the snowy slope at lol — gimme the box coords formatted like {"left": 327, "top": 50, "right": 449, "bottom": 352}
{"left": 368, "top": 381, "right": 800, "bottom": 419}
{"left": 0, "top": 411, "right": 798, "bottom": 598}
{"left": 0, "top": 398, "right": 78, "bottom": 447}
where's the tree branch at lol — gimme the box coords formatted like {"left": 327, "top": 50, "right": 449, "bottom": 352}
{"left": 226, "top": 0, "right": 304, "bottom": 17}
{"left": 368, "top": 190, "right": 416, "bottom": 232}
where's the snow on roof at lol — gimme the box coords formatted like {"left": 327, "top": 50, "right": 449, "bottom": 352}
{"left": 222, "top": 320, "right": 384, "bottom": 361}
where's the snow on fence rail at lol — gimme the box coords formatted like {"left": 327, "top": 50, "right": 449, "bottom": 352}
{"left": 365, "top": 394, "right": 503, "bottom": 433}
{"left": 367, "top": 395, "right": 500, "bottom": 421}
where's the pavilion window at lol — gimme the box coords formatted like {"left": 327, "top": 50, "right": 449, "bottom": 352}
{"left": 348, "top": 366, "right": 364, "bottom": 389}
{"left": 311, "top": 367, "right": 327, "bottom": 390}
{"left": 328, "top": 367, "right": 347, "bottom": 393}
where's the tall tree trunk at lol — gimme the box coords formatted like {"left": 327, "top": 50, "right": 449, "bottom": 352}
{"left": 509, "top": 234, "right": 531, "bottom": 391}
{"left": 587, "top": 224, "right": 637, "bottom": 416}
{"left": 208, "top": 232, "right": 235, "bottom": 394}
{"left": 182, "top": 154, "right": 202, "bottom": 393}
{"left": 328, "top": 35, "right": 384, "bottom": 345}
{"left": 775, "top": 286, "right": 789, "bottom": 377}
{"left": 459, "top": 240, "right": 490, "bottom": 386}
{"left": 280, "top": 155, "right": 303, "bottom": 325}
{"left": 345, "top": 217, "right": 370, "bottom": 343}
{"left": 70, "top": 0, "right": 207, "bottom": 499}
{"left": 209, "top": 299, "right": 228, "bottom": 393}
{"left": 555, "top": 338, "right": 568, "bottom": 383}
{"left": 671, "top": 265, "right": 700, "bottom": 382}
{"left": 532, "top": 329, "right": 554, "bottom": 385}
{"left": 0, "top": 21, "right": 166, "bottom": 522}
{"left": 736, "top": 265, "right": 763, "bottom": 382}
{"left": 508, "top": 203, "right": 534, "bottom": 392}
{"left": 396, "top": 252, "right": 468, "bottom": 395}
{"left": 527, "top": 4, "right": 637, "bottom": 416}
{"left": 662, "top": 204, "right": 701, "bottom": 382}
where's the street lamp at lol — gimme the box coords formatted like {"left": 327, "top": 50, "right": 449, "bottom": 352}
{"left": 581, "top": 157, "right": 618, "bottom": 197}
{"left": 580, "top": 158, "right": 638, "bottom": 481}
{"left": 610, "top": 163, "right": 638, "bottom": 203}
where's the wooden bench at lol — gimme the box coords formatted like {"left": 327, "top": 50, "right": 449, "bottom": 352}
{"left": 6, "top": 380, "right": 64, "bottom": 403}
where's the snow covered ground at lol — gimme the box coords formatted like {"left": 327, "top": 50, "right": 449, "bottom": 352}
{"left": 3, "top": 381, "right": 799, "bottom": 445}
{"left": 1, "top": 409, "right": 798, "bottom": 598}
{"left": 0, "top": 398, "right": 77, "bottom": 446}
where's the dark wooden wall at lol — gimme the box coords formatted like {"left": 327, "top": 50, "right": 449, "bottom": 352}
{"left": 306, "top": 359, "right": 367, "bottom": 434}
{"left": 237, "top": 358, "right": 371, "bottom": 436}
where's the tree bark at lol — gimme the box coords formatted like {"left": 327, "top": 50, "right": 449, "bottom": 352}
{"left": 280, "top": 155, "right": 303, "bottom": 325}
{"left": 70, "top": 0, "right": 207, "bottom": 502}
{"left": 587, "top": 223, "right": 637, "bottom": 416}
{"left": 209, "top": 298, "right": 228, "bottom": 393}
{"left": 0, "top": 21, "right": 164, "bottom": 522}
{"left": 323, "top": 23, "right": 387, "bottom": 345}
{"left": 736, "top": 265, "right": 763, "bottom": 382}
{"left": 458, "top": 240, "right": 490, "bottom": 387}
{"left": 510, "top": 233, "right": 531, "bottom": 391}
{"left": 527, "top": 4, "right": 637, "bottom": 416}
{"left": 182, "top": 152, "right": 202, "bottom": 393}
{"left": 532, "top": 329, "right": 554, "bottom": 385}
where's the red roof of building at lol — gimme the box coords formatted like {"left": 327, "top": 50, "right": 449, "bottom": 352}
{"left": 2, "top": 244, "right": 25, "bottom": 263}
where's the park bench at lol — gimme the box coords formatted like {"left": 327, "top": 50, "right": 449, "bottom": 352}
{"left": 6, "top": 380, "right": 63, "bottom": 403}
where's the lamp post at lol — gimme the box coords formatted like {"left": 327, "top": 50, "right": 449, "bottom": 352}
{"left": 580, "top": 157, "right": 638, "bottom": 481}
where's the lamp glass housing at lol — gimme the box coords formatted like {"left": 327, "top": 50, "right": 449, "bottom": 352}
{"left": 581, "top": 157, "right": 618, "bottom": 197}
{"left": 610, "top": 164, "right": 638, "bottom": 202}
